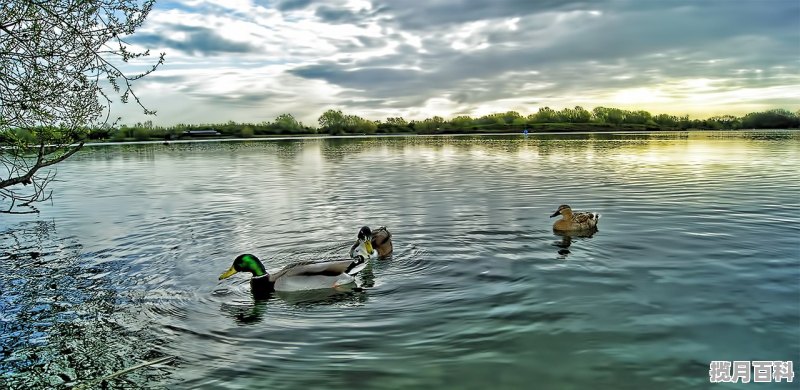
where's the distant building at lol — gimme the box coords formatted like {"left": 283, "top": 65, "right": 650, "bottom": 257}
{"left": 182, "top": 129, "right": 221, "bottom": 136}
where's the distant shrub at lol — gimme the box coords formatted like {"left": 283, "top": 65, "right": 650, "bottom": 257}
{"left": 111, "top": 130, "right": 126, "bottom": 141}
{"left": 133, "top": 128, "right": 150, "bottom": 141}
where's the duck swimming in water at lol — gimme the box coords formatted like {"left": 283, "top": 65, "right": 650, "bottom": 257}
{"left": 349, "top": 226, "right": 393, "bottom": 260}
{"left": 550, "top": 205, "right": 600, "bottom": 232}
{"left": 218, "top": 254, "right": 367, "bottom": 294}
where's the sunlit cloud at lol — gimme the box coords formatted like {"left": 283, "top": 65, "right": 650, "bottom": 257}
{"left": 114, "top": 0, "right": 800, "bottom": 126}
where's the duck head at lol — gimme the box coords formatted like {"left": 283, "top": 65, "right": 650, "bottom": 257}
{"left": 550, "top": 204, "right": 573, "bottom": 218}
{"left": 357, "top": 226, "right": 374, "bottom": 252}
{"left": 219, "top": 254, "right": 268, "bottom": 280}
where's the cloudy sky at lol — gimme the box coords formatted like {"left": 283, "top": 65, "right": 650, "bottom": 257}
{"left": 117, "top": 0, "right": 800, "bottom": 126}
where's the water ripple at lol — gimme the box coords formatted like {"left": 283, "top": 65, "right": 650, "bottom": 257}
{"left": 2, "top": 132, "right": 799, "bottom": 389}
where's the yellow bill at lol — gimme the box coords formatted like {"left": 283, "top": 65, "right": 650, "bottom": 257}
{"left": 365, "top": 240, "right": 373, "bottom": 254}
{"left": 219, "top": 266, "right": 238, "bottom": 280}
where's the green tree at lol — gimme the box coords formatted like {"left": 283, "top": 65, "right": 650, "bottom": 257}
{"left": 240, "top": 125, "right": 254, "bottom": 138}
{"left": 0, "top": 0, "right": 163, "bottom": 213}
{"left": 741, "top": 109, "right": 799, "bottom": 129}
{"left": 511, "top": 117, "right": 527, "bottom": 126}
{"left": 356, "top": 119, "right": 377, "bottom": 134}
{"left": 653, "top": 113, "right": 679, "bottom": 127}
{"left": 534, "top": 107, "right": 557, "bottom": 123}
{"left": 450, "top": 115, "right": 473, "bottom": 129}
{"left": 133, "top": 127, "right": 150, "bottom": 141}
{"left": 475, "top": 114, "right": 504, "bottom": 126}
{"left": 274, "top": 113, "right": 303, "bottom": 133}
{"left": 378, "top": 116, "right": 408, "bottom": 133}
{"left": 501, "top": 111, "right": 521, "bottom": 124}
{"left": 572, "top": 106, "right": 592, "bottom": 123}
{"left": 385, "top": 117, "right": 407, "bottom": 126}
{"left": 592, "top": 107, "right": 624, "bottom": 125}
{"left": 708, "top": 115, "right": 740, "bottom": 130}
{"left": 417, "top": 116, "right": 445, "bottom": 133}
{"left": 623, "top": 110, "right": 652, "bottom": 125}
{"left": 318, "top": 109, "right": 345, "bottom": 134}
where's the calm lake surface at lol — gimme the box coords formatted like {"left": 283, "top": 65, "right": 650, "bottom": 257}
{"left": 1, "top": 131, "right": 799, "bottom": 389}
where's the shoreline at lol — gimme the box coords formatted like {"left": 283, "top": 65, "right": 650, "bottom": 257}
{"left": 80, "top": 128, "right": 798, "bottom": 147}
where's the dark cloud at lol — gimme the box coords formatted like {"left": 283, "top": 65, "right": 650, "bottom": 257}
{"left": 135, "top": 0, "right": 799, "bottom": 124}
{"left": 143, "top": 74, "right": 189, "bottom": 84}
{"left": 291, "top": 63, "right": 423, "bottom": 88}
{"left": 131, "top": 25, "right": 259, "bottom": 56}
{"left": 285, "top": 0, "right": 798, "bottom": 111}
{"left": 312, "top": 3, "right": 389, "bottom": 26}
{"left": 315, "top": 5, "right": 362, "bottom": 24}
{"left": 276, "top": 0, "right": 313, "bottom": 11}
{"left": 337, "top": 99, "right": 391, "bottom": 107}
{"left": 372, "top": 0, "right": 593, "bottom": 30}
{"left": 356, "top": 36, "right": 387, "bottom": 49}
{"left": 191, "top": 90, "right": 293, "bottom": 107}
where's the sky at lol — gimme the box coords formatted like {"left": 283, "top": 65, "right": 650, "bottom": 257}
{"left": 116, "top": 0, "right": 800, "bottom": 126}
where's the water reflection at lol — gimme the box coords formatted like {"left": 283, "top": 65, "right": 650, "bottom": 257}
{"left": 275, "top": 287, "right": 369, "bottom": 307}
{"left": 217, "top": 286, "right": 371, "bottom": 326}
{"left": 220, "top": 300, "right": 268, "bottom": 325}
{"left": 553, "top": 229, "right": 598, "bottom": 259}
{"left": 3, "top": 131, "right": 798, "bottom": 389}
{"left": 357, "top": 260, "right": 376, "bottom": 288}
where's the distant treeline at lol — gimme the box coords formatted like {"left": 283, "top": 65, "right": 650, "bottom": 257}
{"left": 75, "top": 107, "right": 800, "bottom": 141}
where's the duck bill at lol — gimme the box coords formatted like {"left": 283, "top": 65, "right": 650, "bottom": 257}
{"left": 364, "top": 240, "right": 374, "bottom": 254}
{"left": 219, "top": 266, "right": 238, "bottom": 280}
{"left": 549, "top": 211, "right": 561, "bottom": 218}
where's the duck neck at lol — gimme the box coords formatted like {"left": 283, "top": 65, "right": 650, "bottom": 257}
{"left": 250, "top": 264, "right": 266, "bottom": 277}
{"left": 244, "top": 256, "right": 267, "bottom": 277}
{"left": 561, "top": 209, "right": 574, "bottom": 220}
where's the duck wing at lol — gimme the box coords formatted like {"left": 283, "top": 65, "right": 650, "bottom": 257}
{"left": 572, "top": 212, "right": 596, "bottom": 224}
{"left": 271, "top": 259, "right": 360, "bottom": 281}
{"left": 571, "top": 212, "right": 600, "bottom": 229}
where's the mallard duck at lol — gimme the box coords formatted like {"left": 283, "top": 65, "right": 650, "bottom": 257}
{"left": 550, "top": 204, "right": 600, "bottom": 232}
{"left": 349, "top": 226, "right": 393, "bottom": 260}
{"left": 218, "top": 254, "right": 367, "bottom": 294}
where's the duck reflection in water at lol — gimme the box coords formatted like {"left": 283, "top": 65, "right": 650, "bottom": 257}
{"left": 220, "top": 299, "right": 269, "bottom": 325}
{"left": 553, "top": 228, "right": 597, "bottom": 259}
{"left": 219, "top": 285, "right": 370, "bottom": 325}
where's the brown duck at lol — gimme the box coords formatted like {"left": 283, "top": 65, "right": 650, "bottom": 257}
{"left": 550, "top": 205, "right": 600, "bottom": 232}
{"left": 349, "top": 226, "right": 393, "bottom": 260}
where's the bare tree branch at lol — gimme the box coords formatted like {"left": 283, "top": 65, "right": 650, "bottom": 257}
{"left": 1, "top": 0, "right": 163, "bottom": 213}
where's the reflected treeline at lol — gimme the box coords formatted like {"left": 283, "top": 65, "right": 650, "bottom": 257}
{"left": 730, "top": 131, "right": 800, "bottom": 141}
{"left": 77, "top": 139, "right": 304, "bottom": 161}
{"left": 72, "top": 130, "right": 797, "bottom": 168}
{"left": 0, "top": 221, "right": 174, "bottom": 389}
{"left": 315, "top": 133, "right": 695, "bottom": 159}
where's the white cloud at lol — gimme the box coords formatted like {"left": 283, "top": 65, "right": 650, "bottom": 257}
{"left": 115, "top": 0, "right": 800, "bottom": 126}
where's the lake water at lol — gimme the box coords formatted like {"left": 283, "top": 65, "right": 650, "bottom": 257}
{"left": 1, "top": 131, "right": 798, "bottom": 389}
